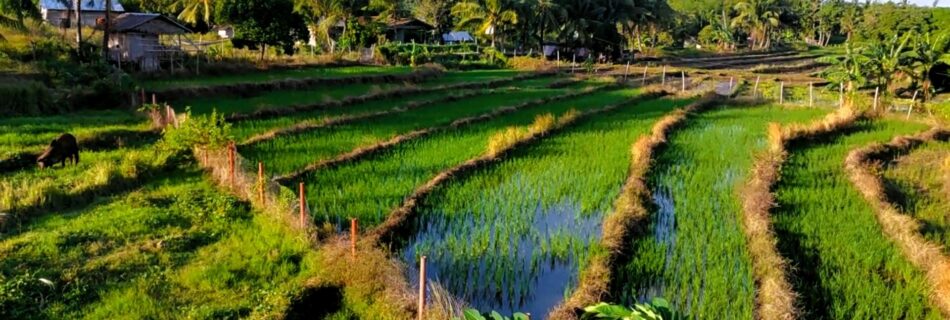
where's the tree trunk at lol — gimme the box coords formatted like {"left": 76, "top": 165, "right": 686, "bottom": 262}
{"left": 260, "top": 43, "right": 266, "bottom": 61}
{"left": 103, "top": 0, "right": 112, "bottom": 61}
{"left": 76, "top": 0, "right": 83, "bottom": 50}
{"left": 491, "top": 23, "right": 497, "bottom": 48}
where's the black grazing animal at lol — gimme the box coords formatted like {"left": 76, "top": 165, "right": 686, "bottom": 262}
{"left": 37, "top": 133, "right": 79, "bottom": 169}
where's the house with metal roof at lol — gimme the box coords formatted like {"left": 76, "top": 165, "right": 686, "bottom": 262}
{"left": 39, "top": 0, "right": 125, "bottom": 28}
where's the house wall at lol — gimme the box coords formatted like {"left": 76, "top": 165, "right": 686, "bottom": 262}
{"left": 42, "top": 9, "right": 120, "bottom": 28}
{"left": 110, "top": 33, "right": 161, "bottom": 71}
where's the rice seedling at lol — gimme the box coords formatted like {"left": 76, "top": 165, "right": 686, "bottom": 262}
{"left": 142, "top": 65, "right": 412, "bottom": 90}
{"left": 301, "top": 87, "right": 649, "bottom": 230}
{"left": 177, "top": 70, "right": 527, "bottom": 115}
{"left": 400, "top": 96, "right": 694, "bottom": 317}
{"left": 0, "top": 170, "right": 319, "bottom": 319}
{"left": 240, "top": 79, "right": 578, "bottom": 176}
{"left": 882, "top": 140, "right": 950, "bottom": 252}
{"left": 772, "top": 119, "right": 941, "bottom": 319}
{"left": 613, "top": 104, "right": 826, "bottom": 319}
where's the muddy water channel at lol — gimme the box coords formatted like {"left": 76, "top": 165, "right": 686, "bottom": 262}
{"left": 400, "top": 98, "right": 691, "bottom": 316}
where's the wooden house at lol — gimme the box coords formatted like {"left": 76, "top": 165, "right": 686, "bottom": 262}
{"left": 40, "top": 0, "right": 125, "bottom": 28}
{"left": 108, "top": 13, "right": 191, "bottom": 72}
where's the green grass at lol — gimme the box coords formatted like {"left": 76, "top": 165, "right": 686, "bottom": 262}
{"left": 141, "top": 65, "right": 412, "bottom": 90}
{"left": 177, "top": 70, "right": 525, "bottom": 115}
{"left": 614, "top": 105, "right": 826, "bottom": 319}
{"left": 240, "top": 77, "right": 569, "bottom": 176}
{"left": 882, "top": 140, "right": 950, "bottom": 254}
{"left": 773, "top": 119, "right": 940, "bottom": 319}
{"left": 0, "top": 111, "right": 149, "bottom": 159}
{"left": 0, "top": 170, "right": 319, "bottom": 319}
{"left": 402, "top": 97, "right": 694, "bottom": 316}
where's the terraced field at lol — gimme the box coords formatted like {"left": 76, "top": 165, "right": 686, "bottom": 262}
{"left": 4, "top": 63, "right": 947, "bottom": 320}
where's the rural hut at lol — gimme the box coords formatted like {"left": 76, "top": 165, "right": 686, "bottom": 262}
{"left": 108, "top": 13, "right": 191, "bottom": 72}
{"left": 40, "top": 0, "right": 125, "bottom": 28}
{"left": 386, "top": 18, "right": 433, "bottom": 43}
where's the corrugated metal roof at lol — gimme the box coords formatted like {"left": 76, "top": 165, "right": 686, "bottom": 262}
{"left": 443, "top": 31, "right": 474, "bottom": 42}
{"left": 112, "top": 13, "right": 190, "bottom": 34}
{"left": 40, "top": 0, "right": 125, "bottom": 12}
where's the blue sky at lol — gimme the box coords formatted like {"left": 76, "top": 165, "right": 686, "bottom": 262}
{"left": 871, "top": 0, "right": 950, "bottom": 7}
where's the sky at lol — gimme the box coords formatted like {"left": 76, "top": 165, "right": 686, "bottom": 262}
{"left": 870, "top": 0, "right": 950, "bottom": 7}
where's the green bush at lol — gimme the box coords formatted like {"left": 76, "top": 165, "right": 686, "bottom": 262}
{"left": 160, "top": 109, "right": 233, "bottom": 153}
{"left": 377, "top": 43, "right": 483, "bottom": 67}
{"left": 0, "top": 81, "right": 58, "bottom": 116}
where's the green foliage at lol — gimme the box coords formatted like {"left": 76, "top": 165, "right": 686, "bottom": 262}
{"left": 378, "top": 43, "right": 479, "bottom": 66}
{"left": 338, "top": 20, "right": 385, "bottom": 51}
{"left": 0, "top": 81, "right": 57, "bottom": 116}
{"left": 217, "top": 0, "right": 308, "bottom": 56}
{"left": 883, "top": 140, "right": 950, "bottom": 253}
{"left": 582, "top": 298, "right": 678, "bottom": 320}
{"left": 160, "top": 109, "right": 233, "bottom": 153}
{"left": 455, "top": 309, "right": 530, "bottom": 320}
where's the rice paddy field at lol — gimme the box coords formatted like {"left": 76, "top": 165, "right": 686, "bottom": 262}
{"left": 612, "top": 105, "right": 826, "bottom": 318}
{"left": 4, "top": 64, "right": 949, "bottom": 319}
{"left": 773, "top": 119, "right": 940, "bottom": 319}
{"left": 882, "top": 140, "right": 950, "bottom": 253}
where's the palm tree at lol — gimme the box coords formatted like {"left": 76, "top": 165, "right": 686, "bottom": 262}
{"left": 177, "top": 0, "right": 214, "bottom": 25}
{"left": 452, "top": 0, "right": 518, "bottom": 48}
{"left": 731, "top": 0, "right": 781, "bottom": 49}
{"left": 535, "top": 0, "right": 562, "bottom": 48}
{"left": 294, "top": 0, "right": 352, "bottom": 52}
{"left": 907, "top": 32, "right": 950, "bottom": 102}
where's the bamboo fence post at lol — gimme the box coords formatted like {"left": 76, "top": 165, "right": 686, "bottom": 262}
{"left": 351, "top": 218, "right": 358, "bottom": 257}
{"left": 681, "top": 70, "right": 686, "bottom": 92}
{"left": 418, "top": 256, "right": 427, "bottom": 320}
{"left": 227, "top": 141, "right": 235, "bottom": 187}
{"left": 642, "top": 66, "right": 648, "bottom": 86}
{"left": 907, "top": 90, "right": 919, "bottom": 119}
{"left": 809, "top": 82, "right": 814, "bottom": 107}
{"left": 873, "top": 87, "right": 880, "bottom": 111}
{"left": 258, "top": 162, "right": 265, "bottom": 206}
{"left": 572, "top": 54, "right": 576, "bottom": 74}
{"left": 151, "top": 94, "right": 156, "bottom": 105}
{"left": 298, "top": 182, "right": 306, "bottom": 227}
{"left": 624, "top": 61, "right": 630, "bottom": 82}
{"left": 779, "top": 81, "right": 784, "bottom": 104}
{"left": 661, "top": 66, "right": 666, "bottom": 86}
{"left": 753, "top": 76, "right": 760, "bottom": 98}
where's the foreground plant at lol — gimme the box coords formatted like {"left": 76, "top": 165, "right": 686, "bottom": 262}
{"left": 455, "top": 309, "right": 530, "bottom": 320}
{"left": 582, "top": 298, "right": 679, "bottom": 320}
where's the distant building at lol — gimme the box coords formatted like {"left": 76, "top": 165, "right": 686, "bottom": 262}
{"left": 108, "top": 13, "right": 191, "bottom": 72}
{"left": 39, "top": 0, "right": 125, "bottom": 28}
{"left": 385, "top": 18, "right": 433, "bottom": 43}
{"left": 442, "top": 31, "right": 474, "bottom": 44}
{"left": 215, "top": 25, "right": 234, "bottom": 39}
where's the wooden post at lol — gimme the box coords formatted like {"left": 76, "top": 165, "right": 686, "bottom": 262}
{"left": 729, "top": 77, "right": 734, "bottom": 90}
{"left": 228, "top": 142, "right": 235, "bottom": 187}
{"left": 624, "top": 61, "right": 630, "bottom": 82}
{"left": 779, "top": 82, "right": 784, "bottom": 104}
{"left": 873, "top": 87, "right": 879, "bottom": 111}
{"left": 839, "top": 84, "right": 844, "bottom": 108}
{"left": 753, "top": 76, "right": 760, "bottom": 98}
{"left": 152, "top": 94, "right": 156, "bottom": 105}
{"left": 298, "top": 182, "right": 306, "bottom": 227}
{"left": 809, "top": 82, "right": 814, "bottom": 107}
{"left": 661, "top": 66, "right": 666, "bottom": 85}
{"left": 556, "top": 50, "right": 560, "bottom": 69}
{"left": 908, "top": 90, "right": 919, "bottom": 119}
{"left": 351, "top": 218, "right": 358, "bottom": 257}
{"left": 418, "top": 256, "right": 427, "bottom": 320}
{"left": 681, "top": 70, "right": 686, "bottom": 92}
{"left": 642, "top": 66, "right": 648, "bottom": 86}
{"left": 572, "top": 54, "right": 576, "bottom": 74}
{"left": 258, "top": 162, "right": 265, "bottom": 206}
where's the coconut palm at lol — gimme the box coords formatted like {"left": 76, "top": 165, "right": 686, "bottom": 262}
{"left": 176, "top": 0, "right": 214, "bottom": 25}
{"left": 730, "top": 0, "right": 781, "bottom": 49}
{"left": 452, "top": 0, "right": 518, "bottom": 48}
{"left": 535, "top": 0, "right": 562, "bottom": 47}
{"left": 906, "top": 32, "right": 950, "bottom": 101}
{"left": 294, "top": 0, "right": 353, "bottom": 52}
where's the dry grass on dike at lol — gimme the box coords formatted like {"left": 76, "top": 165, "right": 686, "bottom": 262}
{"left": 738, "top": 106, "right": 860, "bottom": 320}
{"left": 845, "top": 127, "right": 950, "bottom": 317}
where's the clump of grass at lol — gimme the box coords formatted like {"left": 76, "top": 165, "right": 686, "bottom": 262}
{"left": 845, "top": 128, "right": 950, "bottom": 316}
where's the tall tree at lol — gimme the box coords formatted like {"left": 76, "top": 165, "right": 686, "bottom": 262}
{"left": 907, "top": 31, "right": 950, "bottom": 101}
{"left": 864, "top": 33, "right": 912, "bottom": 96}
{"left": 452, "top": 0, "right": 517, "bottom": 48}
{"left": 412, "top": 0, "right": 454, "bottom": 42}
{"left": 218, "top": 0, "right": 308, "bottom": 60}
{"left": 731, "top": 0, "right": 781, "bottom": 49}
{"left": 176, "top": 0, "right": 215, "bottom": 25}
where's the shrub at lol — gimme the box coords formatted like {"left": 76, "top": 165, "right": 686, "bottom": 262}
{"left": 160, "top": 109, "right": 233, "bottom": 153}
{"left": 583, "top": 298, "right": 680, "bottom": 320}
{"left": 0, "top": 81, "right": 57, "bottom": 116}
{"left": 507, "top": 56, "right": 550, "bottom": 71}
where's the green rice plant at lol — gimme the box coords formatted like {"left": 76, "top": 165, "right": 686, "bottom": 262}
{"left": 0, "top": 170, "right": 319, "bottom": 319}
{"left": 241, "top": 79, "right": 574, "bottom": 176}
{"left": 303, "top": 88, "right": 649, "bottom": 230}
{"left": 882, "top": 140, "right": 950, "bottom": 253}
{"left": 177, "top": 70, "right": 526, "bottom": 115}
{"left": 141, "top": 65, "right": 412, "bottom": 90}
{"left": 401, "top": 97, "right": 694, "bottom": 317}
{"left": 613, "top": 105, "right": 827, "bottom": 319}
{"left": 0, "top": 111, "right": 149, "bottom": 160}
{"left": 772, "top": 119, "right": 941, "bottom": 319}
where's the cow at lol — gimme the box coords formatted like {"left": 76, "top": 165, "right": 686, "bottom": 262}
{"left": 37, "top": 133, "right": 79, "bottom": 169}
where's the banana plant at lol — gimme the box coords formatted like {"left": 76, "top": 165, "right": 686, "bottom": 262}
{"left": 454, "top": 309, "right": 530, "bottom": 320}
